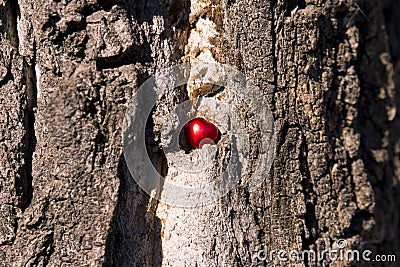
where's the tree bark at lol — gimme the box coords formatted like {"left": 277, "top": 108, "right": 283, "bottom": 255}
{"left": 0, "top": 0, "right": 399, "bottom": 266}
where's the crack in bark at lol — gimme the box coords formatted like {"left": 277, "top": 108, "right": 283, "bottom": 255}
{"left": 18, "top": 54, "right": 37, "bottom": 212}
{"left": 95, "top": 43, "right": 152, "bottom": 70}
{"left": 290, "top": 19, "right": 319, "bottom": 265}
{"left": 4, "top": 0, "right": 19, "bottom": 48}
{"left": 14, "top": 0, "right": 37, "bottom": 211}
{"left": 299, "top": 135, "right": 318, "bottom": 267}
{"left": 29, "top": 231, "right": 55, "bottom": 267}
{"left": 270, "top": 0, "right": 278, "bottom": 103}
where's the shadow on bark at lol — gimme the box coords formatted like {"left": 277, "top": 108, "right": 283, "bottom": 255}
{"left": 103, "top": 64, "right": 167, "bottom": 267}
{"left": 322, "top": 0, "right": 400, "bottom": 260}
{"left": 354, "top": 0, "right": 400, "bottom": 260}
{"left": 103, "top": 153, "right": 164, "bottom": 267}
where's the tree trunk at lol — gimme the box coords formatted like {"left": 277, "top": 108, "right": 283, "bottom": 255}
{"left": 0, "top": 0, "right": 399, "bottom": 266}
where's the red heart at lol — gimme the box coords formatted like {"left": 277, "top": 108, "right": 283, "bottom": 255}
{"left": 185, "top": 117, "right": 219, "bottom": 149}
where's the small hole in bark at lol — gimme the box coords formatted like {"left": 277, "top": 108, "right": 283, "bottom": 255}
{"left": 179, "top": 125, "right": 193, "bottom": 153}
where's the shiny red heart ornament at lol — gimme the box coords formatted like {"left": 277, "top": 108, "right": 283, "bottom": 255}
{"left": 185, "top": 117, "right": 219, "bottom": 149}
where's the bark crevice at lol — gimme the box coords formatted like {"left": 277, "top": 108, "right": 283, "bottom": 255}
{"left": 17, "top": 55, "right": 37, "bottom": 212}
{"left": 12, "top": 0, "right": 37, "bottom": 212}
{"left": 4, "top": 0, "right": 19, "bottom": 48}
{"left": 270, "top": 0, "right": 278, "bottom": 102}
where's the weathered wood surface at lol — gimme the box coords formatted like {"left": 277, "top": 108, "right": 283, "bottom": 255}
{"left": 0, "top": 0, "right": 399, "bottom": 266}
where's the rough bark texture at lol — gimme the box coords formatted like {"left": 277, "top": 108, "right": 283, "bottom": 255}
{"left": 0, "top": 0, "right": 399, "bottom": 266}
